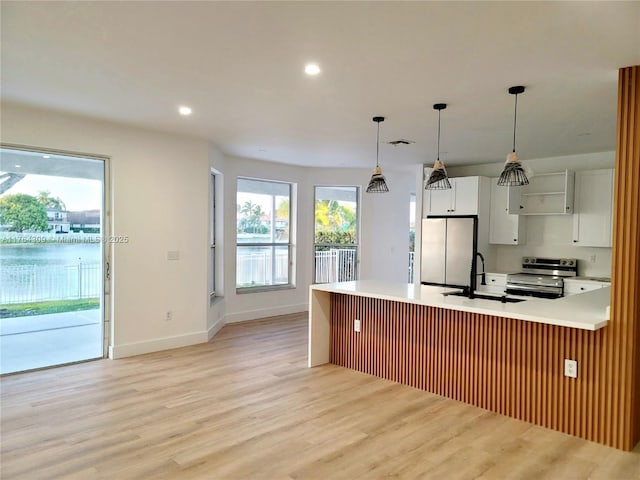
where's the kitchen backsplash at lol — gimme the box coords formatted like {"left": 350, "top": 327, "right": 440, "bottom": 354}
{"left": 445, "top": 151, "right": 615, "bottom": 278}
{"left": 493, "top": 215, "right": 612, "bottom": 277}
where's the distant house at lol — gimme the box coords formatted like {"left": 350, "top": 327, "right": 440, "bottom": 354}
{"left": 67, "top": 210, "right": 101, "bottom": 233}
{"left": 46, "top": 208, "right": 69, "bottom": 233}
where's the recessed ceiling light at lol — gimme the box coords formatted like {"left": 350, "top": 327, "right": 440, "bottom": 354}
{"left": 304, "top": 63, "right": 321, "bottom": 76}
{"left": 42, "top": 155, "right": 50, "bottom": 158}
{"left": 15, "top": 164, "right": 21, "bottom": 168}
{"left": 179, "top": 106, "right": 192, "bottom": 116}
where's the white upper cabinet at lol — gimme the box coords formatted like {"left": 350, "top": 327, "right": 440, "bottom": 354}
{"left": 424, "top": 176, "right": 485, "bottom": 216}
{"left": 508, "top": 169, "right": 575, "bottom": 215}
{"left": 489, "top": 178, "right": 526, "bottom": 245}
{"left": 572, "top": 169, "right": 614, "bottom": 247}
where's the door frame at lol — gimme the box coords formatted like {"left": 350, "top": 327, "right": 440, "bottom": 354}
{"left": 1, "top": 142, "right": 112, "bottom": 361}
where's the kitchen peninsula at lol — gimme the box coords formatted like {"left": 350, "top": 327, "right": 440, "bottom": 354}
{"left": 309, "top": 280, "right": 609, "bottom": 367}
{"left": 308, "top": 280, "right": 613, "bottom": 447}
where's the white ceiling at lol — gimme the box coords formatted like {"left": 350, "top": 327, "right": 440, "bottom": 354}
{"left": 1, "top": 2, "right": 639, "bottom": 172}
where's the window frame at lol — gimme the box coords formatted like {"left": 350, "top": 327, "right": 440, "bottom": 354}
{"left": 235, "top": 177, "right": 295, "bottom": 293}
{"left": 313, "top": 185, "right": 360, "bottom": 284}
{"left": 209, "top": 169, "right": 222, "bottom": 299}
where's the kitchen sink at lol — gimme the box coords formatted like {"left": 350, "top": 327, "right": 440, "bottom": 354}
{"left": 442, "top": 290, "right": 526, "bottom": 303}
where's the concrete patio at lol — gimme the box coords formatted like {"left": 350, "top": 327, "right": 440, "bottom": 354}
{"left": 0, "top": 309, "right": 103, "bottom": 374}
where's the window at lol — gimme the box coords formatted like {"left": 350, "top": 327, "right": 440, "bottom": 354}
{"left": 236, "top": 178, "right": 293, "bottom": 290}
{"left": 409, "top": 193, "right": 416, "bottom": 283}
{"left": 210, "top": 171, "right": 217, "bottom": 297}
{"left": 314, "top": 186, "right": 359, "bottom": 284}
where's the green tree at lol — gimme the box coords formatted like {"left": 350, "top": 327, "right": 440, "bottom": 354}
{"left": 276, "top": 198, "right": 289, "bottom": 221}
{"left": 37, "top": 190, "right": 66, "bottom": 210}
{"left": 237, "top": 201, "right": 266, "bottom": 234}
{"left": 314, "top": 200, "right": 357, "bottom": 244}
{"left": 0, "top": 194, "right": 48, "bottom": 232}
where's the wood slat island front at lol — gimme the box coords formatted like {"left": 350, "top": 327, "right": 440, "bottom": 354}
{"left": 307, "top": 281, "right": 635, "bottom": 450}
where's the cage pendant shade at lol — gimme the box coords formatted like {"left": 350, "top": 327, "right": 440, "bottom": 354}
{"left": 366, "top": 116, "right": 389, "bottom": 193}
{"left": 426, "top": 103, "right": 451, "bottom": 190}
{"left": 498, "top": 86, "right": 529, "bottom": 186}
{"left": 426, "top": 158, "right": 452, "bottom": 190}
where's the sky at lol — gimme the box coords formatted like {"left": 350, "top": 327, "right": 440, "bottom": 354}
{"left": 1, "top": 174, "right": 102, "bottom": 211}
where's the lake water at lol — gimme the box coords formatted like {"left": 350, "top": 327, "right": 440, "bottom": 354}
{"left": 1, "top": 244, "right": 102, "bottom": 304}
{"left": 0, "top": 244, "right": 101, "bottom": 267}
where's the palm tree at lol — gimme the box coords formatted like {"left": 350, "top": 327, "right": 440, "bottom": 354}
{"left": 238, "top": 201, "right": 264, "bottom": 233}
{"left": 37, "top": 190, "right": 66, "bottom": 211}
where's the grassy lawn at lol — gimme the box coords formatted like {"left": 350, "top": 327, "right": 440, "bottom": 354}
{"left": 0, "top": 298, "right": 99, "bottom": 318}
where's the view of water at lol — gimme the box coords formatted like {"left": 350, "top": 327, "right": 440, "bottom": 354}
{"left": 0, "top": 244, "right": 103, "bottom": 304}
{"left": 0, "top": 244, "right": 101, "bottom": 267}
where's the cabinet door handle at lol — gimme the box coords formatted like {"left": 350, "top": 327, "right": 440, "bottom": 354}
{"left": 573, "top": 240, "right": 578, "bottom": 243}
{"left": 513, "top": 239, "right": 517, "bottom": 242}
{"left": 520, "top": 205, "right": 524, "bottom": 209}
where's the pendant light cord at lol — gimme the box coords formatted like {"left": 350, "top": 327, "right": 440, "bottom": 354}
{"left": 437, "top": 109, "right": 441, "bottom": 160}
{"left": 376, "top": 122, "right": 380, "bottom": 167}
{"left": 512, "top": 93, "right": 518, "bottom": 153}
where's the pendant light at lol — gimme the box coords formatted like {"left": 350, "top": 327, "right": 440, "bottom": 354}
{"left": 425, "top": 103, "right": 451, "bottom": 190}
{"left": 366, "top": 116, "right": 389, "bottom": 193}
{"left": 497, "top": 86, "right": 529, "bottom": 186}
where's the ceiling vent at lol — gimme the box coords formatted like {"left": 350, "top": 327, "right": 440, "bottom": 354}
{"left": 388, "top": 139, "right": 415, "bottom": 146}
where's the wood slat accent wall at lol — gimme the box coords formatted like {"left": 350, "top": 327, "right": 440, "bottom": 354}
{"left": 610, "top": 65, "right": 640, "bottom": 450}
{"left": 330, "top": 65, "right": 640, "bottom": 451}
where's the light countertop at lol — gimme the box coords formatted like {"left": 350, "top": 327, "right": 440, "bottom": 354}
{"left": 310, "top": 281, "right": 610, "bottom": 331}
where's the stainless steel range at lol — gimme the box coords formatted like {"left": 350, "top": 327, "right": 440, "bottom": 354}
{"left": 506, "top": 257, "right": 578, "bottom": 298}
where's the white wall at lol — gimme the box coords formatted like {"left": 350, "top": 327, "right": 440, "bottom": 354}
{"left": 221, "top": 160, "right": 416, "bottom": 323}
{"left": 2, "top": 101, "right": 416, "bottom": 357}
{"left": 1, "top": 102, "right": 211, "bottom": 358}
{"left": 309, "top": 167, "right": 416, "bottom": 285}
{"left": 220, "top": 156, "right": 312, "bottom": 323}
{"left": 446, "top": 151, "right": 615, "bottom": 277}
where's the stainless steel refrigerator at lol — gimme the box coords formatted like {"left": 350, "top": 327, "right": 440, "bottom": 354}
{"left": 421, "top": 216, "right": 478, "bottom": 291}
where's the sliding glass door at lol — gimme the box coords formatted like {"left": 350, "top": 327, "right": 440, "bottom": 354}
{"left": 0, "top": 146, "right": 106, "bottom": 374}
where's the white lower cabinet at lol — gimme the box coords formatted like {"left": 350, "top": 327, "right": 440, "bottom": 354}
{"left": 563, "top": 279, "right": 609, "bottom": 296}
{"left": 478, "top": 273, "right": 507, "bottom": 294}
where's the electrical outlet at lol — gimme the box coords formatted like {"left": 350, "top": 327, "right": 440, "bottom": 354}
{"left": 354, "top": 319, "right": 361, "bottom": 332}
{"left": 165, "top": 310, "right": 173, "bottom": 322}
{"left": 589, "top": 254, "right": 597, "bottom": 263}
{"left": 564, "top": 359, "right": 578, "bottom": 378}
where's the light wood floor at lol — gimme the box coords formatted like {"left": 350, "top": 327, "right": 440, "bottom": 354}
{"left": 2, "top": 313, "right": 640, "bottom": 480}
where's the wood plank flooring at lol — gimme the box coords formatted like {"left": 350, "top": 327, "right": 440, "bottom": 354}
{"left": 2, "top": 313, "right": 640, "bottom": 479}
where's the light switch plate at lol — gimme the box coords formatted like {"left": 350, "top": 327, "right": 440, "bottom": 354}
{"left": 167, "top": 250, "right": 180, "bottom": 260}
{"left": 354, "top": 319, "right": 361, "bottom": 332}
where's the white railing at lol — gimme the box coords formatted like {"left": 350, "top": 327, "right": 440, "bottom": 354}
{"left": 236, "top": 251, "right": 289, "bottom": 287}
{"left": 408, "top": 251, "right": 415, "bottom": 283}
{"left": 2, "top": 249, "right": 410, "bottom": 303}
{"left": 314, "top": 248, "right": 357, "bottom": 284}
{"left": 0, "top": 263, "right": 101, "bottom": 304}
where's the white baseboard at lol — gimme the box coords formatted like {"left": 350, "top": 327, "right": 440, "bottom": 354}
{"left": 109, "top": 330, "right": 209, "bottom": 359}
{"left": 207, "top": 317, "right": 224, "bottom": 340}
{"left": 224, "top": 303, "right": 308, "bottom": 324}
{"left": 106, "top": 304, "right": 306, "bottom": 359}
